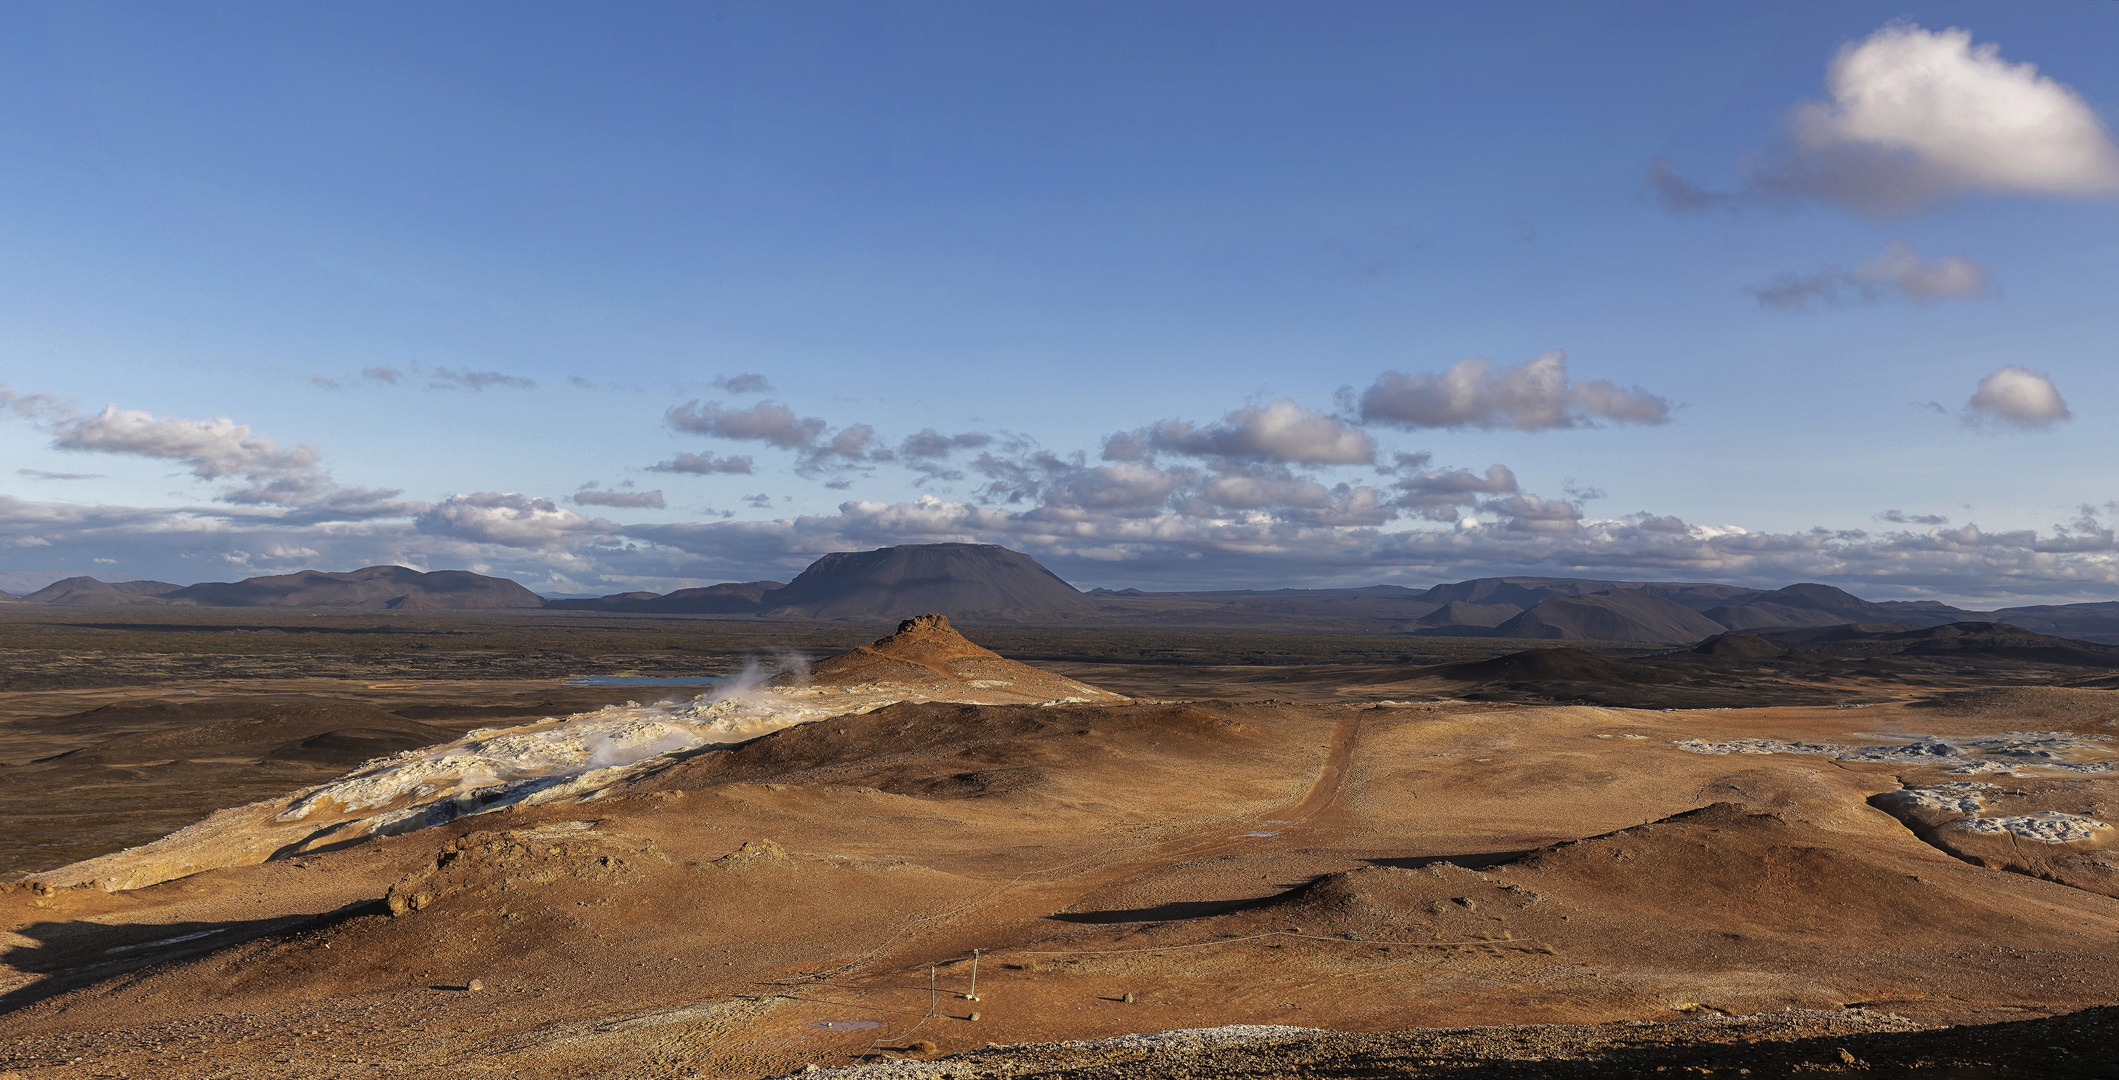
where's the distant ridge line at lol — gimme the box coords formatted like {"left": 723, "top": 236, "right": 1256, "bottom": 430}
{"left": 9, "top": 550, "right": 2119, "bottom": 644}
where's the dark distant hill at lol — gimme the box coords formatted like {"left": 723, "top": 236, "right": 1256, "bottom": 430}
{"left": 1629, "top": 582, "right": 1768, "bottom": 612}
{"left": 548, "top": 581, "right": 785, "bottom": 613}
{"left": 1079, "top": 585, "right": 1437, "bottom": 632}
{"left": 544, "top": 591, "right": 662, "bottom": 610}
{"left": 1988, "top": 601, "right": 2119, "bottom": 646}
{"left": 1385, "top": 619, "right": 2119, "bottom": 711}
{"left": 760, "top": 543, "right": 1098, "bottom": 619}
{"left": 1723, "top": 621, "right": 2119, "bottom": 668}
{"left": 1875, "top": 599, "right": 1986, "bottom": 622}
{"left": 165, "top": 566, "right": 545, "bottom": 610}
{"left": 1415, "top": 600, "right": 1521, "bottom": 629}
{"left": 1491, "top": 589, "right": 1729, "bottom": 644}
{"left": 1432, "top": 647, "right": 1679, "bottom": 686}
{"left": 1702, "top": 583, "right": 1941, "bottom": 631}
{"left": 14, "top": 577, "right": 182, "bottom": 605}
{"left": 1408, "top": 576, "right": 1759, "bottom": 614}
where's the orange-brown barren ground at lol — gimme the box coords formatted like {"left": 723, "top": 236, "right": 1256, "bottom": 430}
{"left": 2, "top": 615, "right": 2117, "bottom": 1077}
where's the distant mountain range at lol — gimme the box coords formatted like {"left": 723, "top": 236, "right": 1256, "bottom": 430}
{"left": 9, "top": 545, "right": 2119, "bottom": 645}
{"left": 5, "top": 566, "right": 544, "bottom": 611}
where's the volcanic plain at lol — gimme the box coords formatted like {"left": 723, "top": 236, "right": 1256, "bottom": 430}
{"left": 2, "top": 605, "right": 2117, "bottom": 1077}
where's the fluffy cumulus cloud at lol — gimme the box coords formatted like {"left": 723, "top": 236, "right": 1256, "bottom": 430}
{"left": 1358, "top": 352, "right": 1670, "bottom": 430}
{"left": 1965, "top": 366, "right": 2071, "bottom": 428}
{"left": 1657, "top": 23, "right": 2119, "bottom": 216}
{"left": 1390, "top": 463, "right": 1519, "bottom": 520}
{"left": 666, "top": 400, "right": 825, "bottom": 449}
{"left": 52, "top": 407, "right": 325, "bottom": 491}
{"left": 415, "top": 492, "right": 607, "bottom": 548}
{"left": 0, "top": 399, "right": 406, "bottom": 516}
{"left": 662, "top": 399, "right": 931, "bottom": 484}
{"left": 1107, "top": 400, "right": 1375, "bottom": 466}
{"left": 1752, "top": 240, "right": 1991, "bottom": 309}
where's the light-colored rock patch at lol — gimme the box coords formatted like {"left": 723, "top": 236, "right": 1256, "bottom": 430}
{"left": 1941, "top": 812, "right": 2112, "bottom": 845}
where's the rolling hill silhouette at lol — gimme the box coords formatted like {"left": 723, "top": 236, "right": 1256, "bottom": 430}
{"left": 164, "top": 566, "right": 545, "bottom": 610}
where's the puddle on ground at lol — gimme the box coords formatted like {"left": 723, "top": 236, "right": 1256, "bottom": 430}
{"left": 813, "top": 1019, "right": 882, "bottom": 1031}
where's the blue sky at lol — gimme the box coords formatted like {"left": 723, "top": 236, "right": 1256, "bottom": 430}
{"left": 2, "top": 2, "right": 2116, "bottom": 601}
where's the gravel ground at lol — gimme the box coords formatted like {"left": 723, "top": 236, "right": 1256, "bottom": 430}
{"left": 782, "top": 1007, "right": 2115, "bottom": 1078}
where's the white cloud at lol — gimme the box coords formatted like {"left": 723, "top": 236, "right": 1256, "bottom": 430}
{"left": 1659, "top": 24, "right": 2119, "bottom": 216}
{"left": 820, "top": 424, "right": 876, "bottom": 459}
{"left": 1, "top": 383, "right": 72, "bottom": 420}
{"left": 1492, "top": 493, "right": 1583, "bottom": 534}
{"left": 27, "top": 399, "right": 412, "bottom": 518}
{"left": 50, "top": 406, "right": 340, "bottom": 504}
{"left": 1752, "top": 239, "right": 1991, "bottom": 309}
{"left": 1788, "top": 24, "right": 2119, "bottom": 207}
{"left": 614, "top": 492, "right": 2119, "bottom": 599}
{"left": 666, "top": 400, "right": 826, "bottom": 449}
{"left": 10, "top": 472, "right": 2119, "bottom": 602}
{"left": 1866, "top": 240, "right": 1991, "bottom": 300}
{"left": 1197, "top": 473, "right": 1335, "bottom": 510}
{"left": 428, "top": 367, "right": 535, "bottom": 391}
{"left": 53, "top": 408, "right": 318, "bottom": 480}
{"left": 573, "top": 488, "right": 666, "bottom": 509}
{"left": 894, "top": 429, "right": 994, "bottom": 483}
{"left": 900, "top": 429, "right": 993, "bottom": 458}
{"left": 1966, "top": 366, "right": 2071, "bottom": 428}
{"left": 316, "top": 365, "right": 533, "bottom": 391}
{"left": 1111, "top": 400, "right": 1375, "bottom": 465}
{"left": 1391, "top": 464, "right": 1519, "bottom": 519}
{"left": 415, "top": 492, "right": 607, "bottom": 549}
{"left": 647, "top": 452, "right": 754, "bottom": 475}
{"left": 1046, "top": 461, "right": 1193, "bottom": 512}
{"left": 1358, "top": 351, "right": 1670, "bottom": 430}
{"left": 712, "top": 373, "right": 774, "bottom": 395}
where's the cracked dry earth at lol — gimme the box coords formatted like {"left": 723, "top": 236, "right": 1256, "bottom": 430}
{"left": 3, "top": 674, "right": 2119, "bottom": 1076}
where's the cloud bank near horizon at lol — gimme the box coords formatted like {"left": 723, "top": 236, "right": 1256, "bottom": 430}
{"left": 0, "top": 355, "right": 2108, "bottom": 602}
